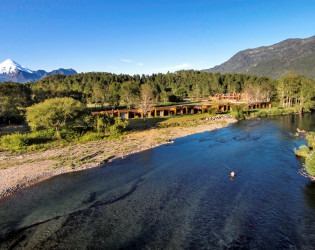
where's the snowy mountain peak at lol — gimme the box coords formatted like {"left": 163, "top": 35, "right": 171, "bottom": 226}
{"left": 0, "top": 59, "right": 33, "bottom": 74}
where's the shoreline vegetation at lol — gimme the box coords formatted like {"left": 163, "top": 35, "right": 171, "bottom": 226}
{"left": 295, "top": 131, "right": 315, "bottom": 181}
{"left": 0, "top": 114, "right": 237, "bottom": 200}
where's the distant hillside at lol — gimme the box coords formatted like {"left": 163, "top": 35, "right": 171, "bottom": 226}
{"left": 203, "top": 36, "right": 315, "bottom": 79}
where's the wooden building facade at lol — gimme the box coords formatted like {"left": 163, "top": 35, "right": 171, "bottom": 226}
{"left": 92, "top": 102, "right": 272, "bottom": 119}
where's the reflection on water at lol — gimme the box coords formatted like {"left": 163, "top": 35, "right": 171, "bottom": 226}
{"left": 0, "top": 113, "right": 314, "bottom": 249}
{"left": 304, "top": 182, "right": 315, "bottom": 211}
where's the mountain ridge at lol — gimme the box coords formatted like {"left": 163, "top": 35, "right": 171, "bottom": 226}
{"left": 0, "top": 59, "right": 77, "bottom": 83}
{"left": 203, "top": 35, "right": 315, "bottom": 79}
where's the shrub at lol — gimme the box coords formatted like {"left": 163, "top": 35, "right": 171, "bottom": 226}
{"left": 208, "top": 108, "right": 218, "bottom": 116}
{"left": 80, "top": 132, "right": 103, "bottom": 142}
{"left": 1, "top": 133, "right": 29, "bottom": 149}
{"left": 26, "top": 97, "right": 86, "bottom": 133}
{"left": 27, "top": 129, "right": 55, "bottom": 144}
{"left": 109, "top": 117, "right": 129, "bottom": 136}
{"left": 305, "top": 152, "right": 315, "bottom": 176}
{"left": 306, "top": 132, "right": 315, "bottom": 149}
{"left": 295, "top": 145, "right": 310, "bottom": 158}
{"left": 0, "top": 129, "right": 56, "bottom": 150}
{"left": 274, "top": 109, "right": 283, "bottom": 115}
{"left": 57, "top": 128, "right": 81, "bottom": 142}
{"left": 231, "top": 105, "right": 246, "bottom": 120}
{"left": 257, "top": 111, "right": 267, "bottom": 117}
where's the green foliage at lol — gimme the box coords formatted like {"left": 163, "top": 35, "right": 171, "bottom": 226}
{"left": 295, "top": 145, "right": 311, "bottom": 158}
{"left": 208, "top": 108, "right": 218, "bottom": 116}
{"left": 304, "top": 152, "right": 315, "bottom": 176}
{"left": 26, "top": 71, "right": 287, "bottom": 107}
{"left": 231, "top": 104, "right": 246, "bottom": 120}
{"left": 277, "top": 72, "right": 315, "bottom": 111}
{"left": 119, "top": 81, "right": 140, "bottom": 109}
{"left": 175, "top": 87, "right": 187, "bottom": 100}
{"left": 108, "top": 82, "right": 121, "bottom": 108}
{"left": 57, "top": 128, "right": 81, "bottom": 142}
{"left": 256, "top": 111, "right": 268, "bottom": 117}
{"left": 297, "top": 132, "right": 315, "bottom": 177}
{"left": 26, "top": 97, "right": 86, "bottom": 132}
{"left": 80, "top": 132, "right": 103, "bottom": 142}
{"left": 1, "top": 133, "right": 29, "bottom": 149}
{"left": 93, "top": 114, "right": 113, "bottom": 135}
{"left": 0, "top": 82, "right": 32, "bottom": 124}
{"left": 0, "top": 129, "right": 55, "bottom": 150}
{"left": 306, "top": 132, "right": 315, "bottom": 149}
{"left": 109, "top": 117, "right": 129, "bottom": 136}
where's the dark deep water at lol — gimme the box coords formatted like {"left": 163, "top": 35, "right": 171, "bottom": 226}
{"left": 0, "top": 113, "right": 315, "bottom": 249}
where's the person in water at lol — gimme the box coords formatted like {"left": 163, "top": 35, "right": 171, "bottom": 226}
{"left": 230, "top": 171, "right": 235, "bottom": 178}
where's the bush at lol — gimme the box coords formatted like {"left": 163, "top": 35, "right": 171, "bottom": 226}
{"left": 109, "top": 117, "right": 129, "bottom": 136}
{"left": 80, "top": 132, "right": 103, "bottom": 142}
{"left": 26, "top": 97, "right": 87, "bottom": 132}
{"left": 1, "top": 133, "right": 29, "bottom": 149}
{"left": 57, "top": 128, "right": 81, "bottom": 142}
{"left": 306, "top": 132, "right": 315, "bottom": 149}
{"left": 274, "top": 109, "right": 283, "bottom": 115}
{"left": 257, "top": 111, "right": 267, "bottom": 117}
{"left": 27, "top": 129, "right": 55, "bottom": 144}
{"left": 208, "top": 108, "right": 218, "bottom": 116}
{"left": 231, "top": 104, "right": 246, "bottom": 120}
{"left": 305, "top": 152, "right": 315, "bottom": 176}
{"left": 0, "top": 129, "right": 58, "bottom": 150}
{"left": 295, "top": 145, "right": 310, "bottom": 158}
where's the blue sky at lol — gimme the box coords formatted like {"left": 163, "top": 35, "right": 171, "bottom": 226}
{"left": 0, "top": 0, "right": 314, "bottom": 74}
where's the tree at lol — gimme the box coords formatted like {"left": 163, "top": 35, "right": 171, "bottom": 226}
{"left": 298, "top": 78, "right": 315, "bottom": 112}
{"left": 0, "top": 97, "right": 21, "bottom": 124}
{"left": 0, "top": 82, "right": 32, "bottom": 124}
{"left": 175, "top": 87, "right": 187, "bottom": 100}
{"left": 94, "top": 114, "right": 112, "bottom": 135}
{"left": 109, "top": 117, "right": 129, "bottom": 136}
{"left": 119, "top": 81, "right": 140, "bottom": 109}
{"left": 26, "top": 97, "right": 86, "bottom": 138}
{"left": 139, "top": 83, "right": 154, "bottom": 121}
{"left": 160, "top": 91, "right": 169, "bottom": 104}
{"left": 108, "top": 82, "right": 121, "bottom": 108}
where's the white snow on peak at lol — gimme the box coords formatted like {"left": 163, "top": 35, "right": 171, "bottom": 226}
{"left": 0, "top": 59, "right": 33, "bottom": 74}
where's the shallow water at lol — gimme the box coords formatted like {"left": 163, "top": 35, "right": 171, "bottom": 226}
{"left": 0, "top": 113, "right": 314, "bottom": 249}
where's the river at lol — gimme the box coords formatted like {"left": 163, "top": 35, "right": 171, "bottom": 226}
{"left": 0, "top": 113, "right": 314, "bottom": 249}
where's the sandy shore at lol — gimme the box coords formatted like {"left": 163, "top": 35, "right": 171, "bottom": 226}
{"left": 0, "top": 115, "right": 237, "bottom": 199}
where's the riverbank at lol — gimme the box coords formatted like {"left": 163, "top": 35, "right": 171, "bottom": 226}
{"left": 0, "top": 115, "right": 237, "bottom": 199}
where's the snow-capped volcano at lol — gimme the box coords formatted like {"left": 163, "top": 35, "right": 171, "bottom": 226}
{"left": 0, "top": 59, "right": 33, "bottom": 74}
{"left": 0, "top": 59, "right": 77, "bottom": 83}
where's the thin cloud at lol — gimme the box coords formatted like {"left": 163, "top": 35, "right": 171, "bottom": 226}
{"left": 108, "top": 65, "right": 118, "bottom": 70}
{"left": 120, "top": 59, "right": 132, "bottom": 63}
{"left": 155, "top": 62, "right": 191, "bottom": 71}
{"left": 137, "top": 62, "right": 143, "bottom": 66}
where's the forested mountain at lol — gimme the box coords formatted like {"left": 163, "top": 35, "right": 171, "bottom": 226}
{"left": 203, "top": 35, "right": 315, "bottom": 79}
{"left": 0, "top": 59, "right": 77, "bottom": 83}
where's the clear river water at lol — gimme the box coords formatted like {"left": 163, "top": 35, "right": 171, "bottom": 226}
{"left": 0, "top": 113, "right": 315, "bottom": 249}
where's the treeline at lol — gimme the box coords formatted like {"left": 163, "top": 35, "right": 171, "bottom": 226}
{"left": 28, "top": 70, "right": 275, "bottom": 105}
{"left": 1, "top": 70, "right": 314, "bottom": 125}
